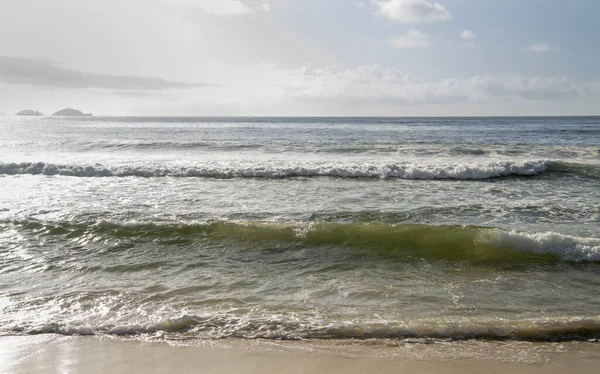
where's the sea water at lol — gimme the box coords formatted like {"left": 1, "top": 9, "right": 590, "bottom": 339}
{"left": 0, "top": 116, "right": 599, "bottom": 341}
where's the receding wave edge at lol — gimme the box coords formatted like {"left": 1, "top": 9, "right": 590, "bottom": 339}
{"left": 7, "top": 316, "right": 600, "bottom": 342}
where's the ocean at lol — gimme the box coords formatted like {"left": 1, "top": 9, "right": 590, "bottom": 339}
{"left": 1, "top": 116, "right": 599, "bottom": 344}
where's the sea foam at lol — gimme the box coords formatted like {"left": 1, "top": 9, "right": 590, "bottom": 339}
{"left": 13, "top": 315, "right": 600, "bottom": 342}
{"left": 478, "top": 229, "right": 600, "bottom": 262}
{"left": 0, "top": 160, "right": 552, "bottom": 180}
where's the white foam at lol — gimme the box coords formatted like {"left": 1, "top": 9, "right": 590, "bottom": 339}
{"left": 478, "top": 230, "right": 600, "bottom": 261}
{"left": 0, "top": 160, "right": 552, "bottom": 180}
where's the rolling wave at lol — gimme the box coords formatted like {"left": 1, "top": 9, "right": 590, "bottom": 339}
{"left": 0, "top": 160, "right": 568, "bottom": 180}
{"left": 5, "top": 220, "right": 600, "bottom": 262}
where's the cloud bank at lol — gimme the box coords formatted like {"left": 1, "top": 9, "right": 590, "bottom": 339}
{"left": 0, "top": 56, "right": 211, "bottom": 90}
{"left": 286, "top": 65, "right": 586, "bottom": 105}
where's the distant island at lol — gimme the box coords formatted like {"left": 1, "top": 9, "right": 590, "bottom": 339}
{"left": 52, "top": 108, "right": 92, "bottom": 116}
{"left": 16, "top": 110, "right": 44, "bottom": 116}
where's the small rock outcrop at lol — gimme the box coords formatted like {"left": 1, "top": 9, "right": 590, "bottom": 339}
{"left": 16, "top": 110, "right": 44, "bottom": 116}
{"left": 52, "top": 108, "right": 92, "bottom": 116}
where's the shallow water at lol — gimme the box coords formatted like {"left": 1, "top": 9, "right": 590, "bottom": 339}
{"left": 1, "top": 116, "right": 599, "bottom": 341}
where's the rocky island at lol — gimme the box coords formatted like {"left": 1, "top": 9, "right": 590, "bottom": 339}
{"left": 16, "top": 110, "right": 44, "bottom": 116}
{"left": 52, "top": 108, "right": 92, "bottom": 116}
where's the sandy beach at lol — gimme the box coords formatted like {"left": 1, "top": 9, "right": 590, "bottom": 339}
{"left": 2, "top": 335, "right": 600, "bottom": 374}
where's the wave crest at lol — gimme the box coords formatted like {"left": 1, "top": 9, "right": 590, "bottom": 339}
{"left": 477, "top": 230, "right": 600, "bottom": 261}
{"left": 4, "top": 219, "right": 600, "bottom": 262}
{"left": 0, "top": 160, "right": 554, "bottom": 180}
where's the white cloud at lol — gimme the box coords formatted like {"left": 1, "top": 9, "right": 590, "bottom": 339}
{"left": 160, "top": 0, "right": 252, "bottom": 15}
{"left": 376, "top": 0, "right": 452, "bottom": 23}
{"left": 460, "top": 30, "right": 476, "bottom": 40}
{"left": 388, "top": 30, "right": 431, "bottom": 49}
{"left": 284, "top": 65, "right": 584, "bottom": 105}
{"left": 525, "top": 42, "right": 560, "bottom": 53}
{"left": 260, "top": 3, "right": 272, "bottom": 12}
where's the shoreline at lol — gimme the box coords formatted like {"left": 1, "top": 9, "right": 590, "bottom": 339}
{"left": 2, "top": 335, "right": 600, "bottom": 373}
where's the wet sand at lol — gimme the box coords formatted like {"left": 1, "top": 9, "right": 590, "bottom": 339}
{"left": 2, "top": 335, "right": 600, "bottom": 374}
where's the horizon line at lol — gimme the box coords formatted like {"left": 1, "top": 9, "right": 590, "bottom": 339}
{"left": 2, "top": 114, "right": 600, "bottom": 118}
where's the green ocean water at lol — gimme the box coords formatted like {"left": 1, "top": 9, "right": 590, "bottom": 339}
{"left": 0, "top": 116, "right": 599, "bottom": 342}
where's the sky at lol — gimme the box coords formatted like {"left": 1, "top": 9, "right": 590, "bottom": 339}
{"left": 0, "top": 0, "right": 599, "bottom": 116}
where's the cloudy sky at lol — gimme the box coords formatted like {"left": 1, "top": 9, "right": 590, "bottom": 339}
{"left": 0, "top": 0, "right": 599, "bottom": 116}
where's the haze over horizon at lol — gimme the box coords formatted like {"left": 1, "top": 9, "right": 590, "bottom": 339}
{"left": 1, "top": 0, "right": 599, "bottom": 116}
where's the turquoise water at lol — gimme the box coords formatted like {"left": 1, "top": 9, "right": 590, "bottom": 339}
{"left": 0, "top": 116, "right": 599, "bottom": 341}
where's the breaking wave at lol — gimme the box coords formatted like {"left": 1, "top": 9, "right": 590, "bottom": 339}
{"left": 5, "top": 220, "right": 600, "bottom": 262}
{"left": 0, "top": 160, "right": 574, "bottom": 180}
